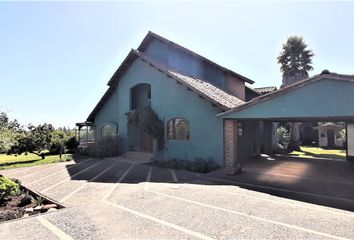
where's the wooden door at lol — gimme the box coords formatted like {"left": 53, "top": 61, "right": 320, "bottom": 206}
{"left": 327, "top": 129, "right": 335, "bottom": 148}
{"left": 141, "top": 131, "right": 153, "bottom": 153}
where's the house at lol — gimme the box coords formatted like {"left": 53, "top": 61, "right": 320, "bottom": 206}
{"left": 318, "top": 123, "right": 345, "bottom": 148}
{"left": 77, "top": 31, "right": 257, "bottom": 166}
{"left": 254, "top": 86, "right": 277, "bottom": 95}
{"left": 77, "top": 31, "right": 354, "bottom": 170}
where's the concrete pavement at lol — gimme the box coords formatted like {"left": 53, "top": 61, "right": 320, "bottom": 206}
{"left": 1, "top": 156, "right": 354, "bottom": 240}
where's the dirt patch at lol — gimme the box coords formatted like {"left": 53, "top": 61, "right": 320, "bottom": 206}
{"left": 0, "top": 185, "right": 64, "bottom": 222}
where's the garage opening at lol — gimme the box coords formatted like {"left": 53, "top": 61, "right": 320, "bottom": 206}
{"left": 219, "top": 73, "right": 354, "bottom": 210}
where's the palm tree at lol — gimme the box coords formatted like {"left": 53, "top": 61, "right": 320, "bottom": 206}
{"left": 278, "top": 36, "right": 314, "bottom": 86}
{"left": 277, "top": 36, "right": 314, "bottom": 150}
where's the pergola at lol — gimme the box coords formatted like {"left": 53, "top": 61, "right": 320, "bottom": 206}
{"left": 75, "top": 122, "right": 95, "bottom": 145}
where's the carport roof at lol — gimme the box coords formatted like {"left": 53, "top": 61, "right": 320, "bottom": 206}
{"left": 218, "top": 72, "right": 354, "bottom": 120}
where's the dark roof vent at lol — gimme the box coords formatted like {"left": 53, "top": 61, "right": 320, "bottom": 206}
{"left": 321, "top": 69, "right": 330, "bottom": 75}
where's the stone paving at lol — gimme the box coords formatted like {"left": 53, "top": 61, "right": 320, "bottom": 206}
{"left": 1, "top": 155, "right": 354, "bottom": 240}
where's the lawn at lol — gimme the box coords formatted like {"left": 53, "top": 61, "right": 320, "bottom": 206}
{"left": 0, "top": 152, "right": 73, "bottom": 170}
{"left": 289, "top": 146, "right": 346, "bottom": 160}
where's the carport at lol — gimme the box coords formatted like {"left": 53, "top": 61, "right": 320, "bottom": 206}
{"left": 219, "top": 72, "right": 354, "bottom": 171}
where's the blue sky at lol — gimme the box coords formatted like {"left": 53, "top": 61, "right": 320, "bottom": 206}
{"left": 1, "top": 1, "right": 354, "bottom": 128}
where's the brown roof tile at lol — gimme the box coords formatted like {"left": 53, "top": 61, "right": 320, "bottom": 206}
{"left": 254, "top": 86, "right": 277, "bottom": 94}
{"left": 135, "top": 51, "right": 245, "bottom": 110}
{"left": 167, "top": 70, "right": 244, "bottom": 109}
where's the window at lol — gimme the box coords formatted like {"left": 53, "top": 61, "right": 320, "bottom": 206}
{"left": 167, "top": 118, "right": 190, "bottom": 140}
{"left": 147, "top": 88, "right": 151, "bottom": 100}
{"left": 131, "top": 83, "right": 151, "bottom": 110}
{"left": 101, "top": 124, "right": 117, "bottom": 139}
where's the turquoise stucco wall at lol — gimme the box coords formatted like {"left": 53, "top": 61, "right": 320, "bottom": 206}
{"left": 222, "top": 79, "right": 354, "bottom": 119}
{"left": 94, "top": 58, "right": 224, "bottom": 165}
{"left": 94, "top": 88, "right": 119, "bottom": 141}
{"left": 143, "top": 39, "right": 226, "bottom": 90}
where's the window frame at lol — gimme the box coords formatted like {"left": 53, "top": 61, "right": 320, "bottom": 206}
{"left": 101, "top": 123, "right": 118, "bottom": 139}
{"left": 166, "top": 118, "right": 190, "bottom": 141}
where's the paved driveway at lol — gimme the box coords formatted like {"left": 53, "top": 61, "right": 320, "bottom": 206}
{"left": 1, "top": 156, "right": 354, "bottom": 240}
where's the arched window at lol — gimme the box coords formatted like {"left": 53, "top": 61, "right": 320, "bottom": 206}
{"left": 167, "top": 118, "right": 190, "bottom": 141}
{"left": 101, "top": 123, "right": 118, "bottom": 139}
{"left": 131, "top": 83, "right": 151, "bottom": 110}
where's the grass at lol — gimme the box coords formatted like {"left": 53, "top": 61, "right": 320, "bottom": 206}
{"left": 0, "top": 153, "right": 73, "bottom": 170}
{"left": 289, "top": 146, "right": 346, "bottom": 160}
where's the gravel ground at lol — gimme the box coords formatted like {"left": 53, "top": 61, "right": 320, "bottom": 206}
{"left": 1, "top": 156, "right": 354, "bottom": 240}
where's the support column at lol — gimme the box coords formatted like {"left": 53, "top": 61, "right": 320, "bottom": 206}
{"left": 224, "top": 119, "right": 237, "bottom": 169}
{"left": 77, "top": 126, "right": 81, "bottom": 142}
{"left": 272, "top": 122, "right": 279, "bottom": 150}
{"left": 263, "top": 121, "right": 273, "bottom": 155}
{"left": 86, "top": 126, "right": 89, "bottom": 143}
{"left": 224, "top": 119, "right": 242, "bottom": 174}
{"left": 253, "top": 121, "right": 261, "bottom": 156}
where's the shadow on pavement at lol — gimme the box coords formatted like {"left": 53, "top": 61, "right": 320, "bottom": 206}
{"left": 64, "top": 154, "right": 354, "bottom": 212}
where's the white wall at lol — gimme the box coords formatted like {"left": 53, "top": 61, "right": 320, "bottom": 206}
{"left": 347, "top": 124, "right": 354, "bottom": 157}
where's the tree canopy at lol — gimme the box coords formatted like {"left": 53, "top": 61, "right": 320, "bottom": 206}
{"left": 0, "top": 109, "right": 78, "bottom": 158}
{"left": 277, "top": 36, "right": 314, "bottom": 86}
{"left": 0, "top": 110, "right": 23, "bottom": 153}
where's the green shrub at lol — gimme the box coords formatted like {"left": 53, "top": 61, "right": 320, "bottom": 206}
{"left": 336, "top": 128, "right": 347, "bottom": 148}
{"left": 154, "top": 158, "right": 219, "bottom": 173}
{"left": 0, "top": 175, "right": 20, "bottom": 202}
{"left": 277, "top": 126, "right": 290, "bottom": 149}
{"left": 65, "top": 137, "right": 80, "bottom": 153}
{"left": 65, "top": 154, "right": 73, "bottom": 161}
{"left": 89, "top": 137, "right": 125, "bottom": 158}
{"left": 49, "top": 143, "right": 62, "bottom": 155}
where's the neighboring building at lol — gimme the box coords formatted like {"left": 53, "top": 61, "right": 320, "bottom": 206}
{"left": 254, "top": 86, "right": 277, "bottom": 95}
{"left": 318, "top": 123, "right": 345, "bottom": 148}
{"left": 245, "top": 86, "right": 261, "bottom": 101}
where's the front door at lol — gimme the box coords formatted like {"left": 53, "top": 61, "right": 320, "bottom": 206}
{"left": 327, "top": 129, "right": 335, "bottom": 148}
{"left": 141, "top": 130, "right": 153, "bottom": 153}
{"left": 128, "top": 122, "right": 153, "bottom": 152}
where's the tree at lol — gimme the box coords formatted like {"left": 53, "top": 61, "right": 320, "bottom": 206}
{"left": 49, "top": 129, "right": 66, "bottom": 155}
{"left": 9, "top": 124, "right": 54, "bottom": 159}
{"left": 65, "top": 136, "right": 80, "bottom": 153}
{"left": 0, "top": 110, "right": 22, "bottom": 153}
{"left": 277, "top": 36, "right": 314, "bottom": 87}
{"left": 277, "top": 36, "right": 314, "bottom": 150}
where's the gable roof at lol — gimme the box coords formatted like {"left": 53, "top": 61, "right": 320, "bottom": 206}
{"left": 254, "top": 86, "right": 277, "bottom": 94}
{"left": 218, "top": 72, "right": 354, "bottom": 118}
{"left": 87, "top": 50, "right": 245, "bottom": 122}
{"left": 136, "top": 31, "right": 254, "bottom": 84}
{"left": 245, "top": 86, "right": 261, "bottom": 95}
